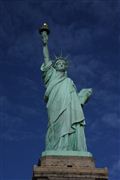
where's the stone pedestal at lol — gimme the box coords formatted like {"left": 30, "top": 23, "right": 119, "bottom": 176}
{"left": 32, "top": 154, "right": 108, "bottom": 180}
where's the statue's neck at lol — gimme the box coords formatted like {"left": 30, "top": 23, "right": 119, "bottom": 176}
{"left": 56, "top": 71, "right": 67, "bottom": 77}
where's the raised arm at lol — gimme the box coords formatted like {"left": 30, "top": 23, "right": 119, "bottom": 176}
{"left": 41, "top": 31, "right": 50, "bottom": 65}
{"left": 39, "top": 23, "right": 50, "bottom": 65}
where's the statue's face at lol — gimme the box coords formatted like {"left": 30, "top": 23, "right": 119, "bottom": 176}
{"left": 54, "top": 60, "right": 67, "bottom": 71}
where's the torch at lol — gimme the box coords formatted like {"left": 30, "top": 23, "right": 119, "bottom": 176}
{"left": 38, "top": 23, "right": 50, "bottom": 35}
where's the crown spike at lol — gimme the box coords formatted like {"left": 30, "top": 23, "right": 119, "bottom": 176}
{"left": 60, "top": 49, "right": 63, "bottom": 58}
{"left": 65, "top": 55, "right": 69, "bottom": 60}
{"left": 54, "top": 53, "right": 57, "bottom": 59}
{"left": 54, "top": 52, "right": 69, "bottom": 65}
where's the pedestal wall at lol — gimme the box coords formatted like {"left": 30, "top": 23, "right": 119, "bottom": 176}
{"left": 32, "top": 155, "right": 108, "bottom": 180}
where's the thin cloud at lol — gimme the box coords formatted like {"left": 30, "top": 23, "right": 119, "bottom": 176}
{"left": 0, "top": 130, "right": 41, "bottom": 142}
{"left": 0, "top": 95, "right": 41, "bottom": 118}
{"left": 0, "top": 112, "right": 23, "bottom": 129}
{"left": 102, "top": 112, "right": 120, "bottom": 129}
{"left": 110, "top": 159, "right": 120, "bottom": 179}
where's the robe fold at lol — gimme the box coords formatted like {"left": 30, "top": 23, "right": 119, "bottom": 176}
{"left": 41, "top": 61, "right": 87, "bottom": 151}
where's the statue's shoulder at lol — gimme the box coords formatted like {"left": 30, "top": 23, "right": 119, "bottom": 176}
{"left": 67, "top": 77, "right": 75, "bottom": 84}
{"left": 40, "top": 61, "right": 53, "bottom": 72}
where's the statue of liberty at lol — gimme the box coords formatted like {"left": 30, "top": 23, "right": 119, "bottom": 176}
{"left": 39, "top": 23, "right": 92, "bottom": 153}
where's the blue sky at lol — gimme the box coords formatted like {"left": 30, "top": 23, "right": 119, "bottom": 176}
{"left": 0, "top": 0, "right": 119, "bottom": 179}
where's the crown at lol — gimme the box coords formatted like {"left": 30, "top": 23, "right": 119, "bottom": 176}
{"left": 54, "top": 55, "right": 69, "bottom": 65}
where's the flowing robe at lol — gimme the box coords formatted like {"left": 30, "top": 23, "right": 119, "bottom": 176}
{"left": 41, "top": 61, "right": 87, "bottom": 151}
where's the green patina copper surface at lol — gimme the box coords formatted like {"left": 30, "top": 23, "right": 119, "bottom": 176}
{"left": 39, "top": 23, "right": 92, "bottom": 155}
{"left": 42, "top": 150, "right": 92, "bottom": 157}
